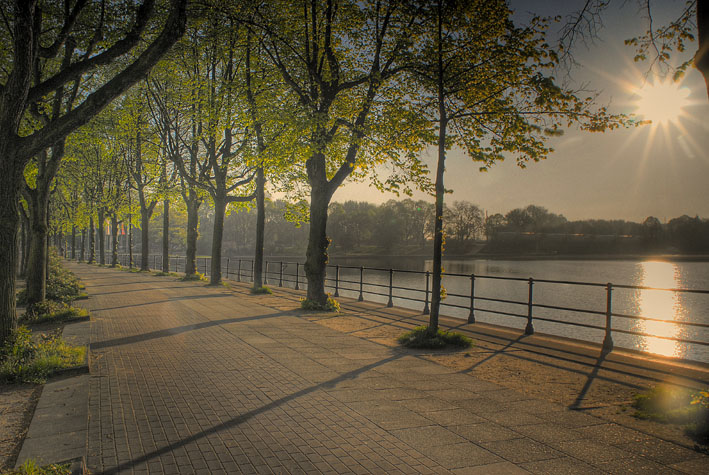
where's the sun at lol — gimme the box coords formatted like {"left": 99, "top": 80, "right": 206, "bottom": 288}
{"left": 634, "top": 78, "right": 691, "bottom": 125}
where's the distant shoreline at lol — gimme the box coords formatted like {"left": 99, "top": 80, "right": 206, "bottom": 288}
{"left": 326, "top": 252, "right": 709, "bottom": 262}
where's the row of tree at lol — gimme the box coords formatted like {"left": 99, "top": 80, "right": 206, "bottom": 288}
{"left": 41, "top": 196, "right": 709, "bottom": 266}
{"left": 2, "top": 0, "right": 707, "bottom": 346}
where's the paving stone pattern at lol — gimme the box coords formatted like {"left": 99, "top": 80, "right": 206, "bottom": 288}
{"left": 70, "top": 264, "right": 708, "bottom": 474}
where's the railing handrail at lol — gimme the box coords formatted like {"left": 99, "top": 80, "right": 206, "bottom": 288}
{"left": 111, "top": 253, "right": 709, "bottom": 358}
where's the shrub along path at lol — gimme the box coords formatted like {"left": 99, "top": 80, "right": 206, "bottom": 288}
{"left": 68, "top": 262, "right": 708, "bottom": 474}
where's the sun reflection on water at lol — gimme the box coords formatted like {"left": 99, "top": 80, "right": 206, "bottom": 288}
{"left": 635, "top": 261, "right": 686, "bottom": 358}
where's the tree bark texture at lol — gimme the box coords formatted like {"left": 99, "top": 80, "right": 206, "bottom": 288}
{"left": 71, "top": 226, "right": 76, "bottom": 260}
{"left": 111, "top": 214, "right": 119, "bottom": 266}
{"left": 305, "top": 179, "right": 330, "bottom": 304}
{"left": 253, "top": 167, "right": 265, "bottom": 288}
{"left": 210, "top": 196, "right": 226, "bottom": 285}
{"left": 162, "top": 200, "right": 169, "bottom": 271}
{"left": 697, "top": 0, "right": 709, "bottom": 97}
{"left": 140, "top": 207, "right": 151, "bottom": 271}
{"left": 88, "top": 217, "right": 95, "bottom": 264}
{"left": 184, "top": 194, "right": 200, "bottom": 276}
{"left": 98, "top": 208, "right": 105, "bottom": 265}
{"left": 25, "top": 186, "right": 50, "bottom": 306}
{"left": 0, "top": 163, "right": 23, "bottom": 345}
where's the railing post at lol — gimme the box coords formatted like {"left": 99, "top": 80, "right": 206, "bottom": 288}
{"left": 251, "top": 260, "right": 254, "bottom": 283}
{"left": 525, "top": 278, "right": 535, "bottom": 335}
{"left": 603, "top": 283, "right": 614, "bottom": 353}
{"left": 237, "top": 259, "right": 241, "bottom": 282}
{"left": 153, "top": 255, "right": 157, "bottom": 270}
{"left": 468, "top": 274, "right": 476, "bottom": 324}
{"left": 226, "top": 258, "right": 229, "bottom": 278}
{"left": 358, "top": 266, "right": 364, "bottom": 301}
{"left": 387, "top": 269, "right": 394, "bottom": 307}
{"left": 264, "top": 261, "right": 268, "bottom": 285}
{"left": 279, "top": 261, "right": 283, "bottom": 287}
{"left": 334, "top": 265, "right": 340, "bottom": 297}
{"left": 423, "top": 271, "right": 430, "bottom": 315}
{"left": 295, "top": 262, "right": 300, "bottom": 290}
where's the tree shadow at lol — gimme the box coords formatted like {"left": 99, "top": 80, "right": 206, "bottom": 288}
{"left": 91, "top": 311, "right": 296, "bottom": 350}
{"left": 101, "top": 352, "right": 404, "bottom": 475}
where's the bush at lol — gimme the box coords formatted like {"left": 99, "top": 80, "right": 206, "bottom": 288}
{"left": 21, "top": 300, "right": 89, "bottom": 325}
{"left": 251, "top": 286, "right": 273, "bottom": 295}
{"left": 633, "top": 385, "right": 709, "bottom": 444}
{"left": 0, "top": 327, "right": 85, "bottom": 384}
{"left": 398, "top": 326, "right": 473, "bottom": 349}
{"left": 17, "top": 250, "right": 84, "bottom": 305}
{"left": 300, "top": 296, "right": 340, "bottom": 312}
{"left": 46, "top": 249, "right": 82, "bottom": 302}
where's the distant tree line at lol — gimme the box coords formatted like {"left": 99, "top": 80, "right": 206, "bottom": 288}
{"left": 117, "top": 200, "right": 709, "bottom": 258}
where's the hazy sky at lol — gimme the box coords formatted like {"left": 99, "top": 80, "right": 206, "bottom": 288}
{"left": 332, "top": 1, "right": 709, "bottom": 223}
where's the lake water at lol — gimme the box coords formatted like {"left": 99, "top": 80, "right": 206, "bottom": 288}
{"left": 319, "top": 257, "right": 709, "bottom": 364}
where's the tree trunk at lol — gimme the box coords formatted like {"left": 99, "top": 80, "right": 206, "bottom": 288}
{"left": 304, "top": 182, "right": 330, "bottom": 305}
{"left": 210, "top": 196, "right": 226, "bottom": 285}
{"left": 111, "top": 214, "right": 119, "bottom": 267}
{"left": 429, "top": 119, "right": 447, "bottom": 332}
{"left": 162, "top": 199, "right": 169, "bottom": 272}
{"left": 18, "top": 209, "right": 29, "bottom": 277}
{"left": 25, "top": 189, "right": 49, "bottom": 306}
{"left": 0, "top": 167, "right": 21, "bottom": 346}
{"left": 185, "top": 193, "right": 200, "bottom": 276}
{"left": 98, "top": 208, "right": 106, "bottom": 265}
{"left": 88, "top": 216, "right": 95, "bottom": 264}
{"left": 71, "top": 225, "right": 76, "bottom": 260}
{"left": 140, "top": 207, "right": 150, "bottom": 271}
{"left": 697, "top": 0, "right": 709, "bottom": 98}
{"left": 128, "top": 214, "right": 133, "bottom": 268}
{"left": 253, "top": 167, "right": 265, "bottom": 288}
{"left": 429, "top": 3, "right": 446, "bottom": 333}
{"left": 79, "top": 228, "right": 85, "bottom": 262}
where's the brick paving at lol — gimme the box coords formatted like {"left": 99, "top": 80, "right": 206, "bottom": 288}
{"left": 68, "top": 263, "right": 709, "bottom": 474}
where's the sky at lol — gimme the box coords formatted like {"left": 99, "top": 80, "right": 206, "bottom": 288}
{"left": 332, "top": 0, "right": 709, "bottom": 223}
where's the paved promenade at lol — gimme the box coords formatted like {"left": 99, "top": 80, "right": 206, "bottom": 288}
{"left": 68, "top": 263, "right": 708, "bottom": 474}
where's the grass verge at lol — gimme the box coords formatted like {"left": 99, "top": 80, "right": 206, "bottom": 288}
{"left": 300, "top": 297, "right": 340, "bottom": 312}
{"left": 398, "top": 325, "right": 473, "bottom": 350}
{"left": 20, "top": 301, "right": 89, "bottom": 325}
{"left": 0, "top": 327, "right": 85, "bottom": 384}
{"left": 251, "top": 286, "right": 273, "bottom": 295}
{"left": 181, "top": 272, "right": 207, "bottom": 282}
{"left": 633, "top": 384, "right": 709, "bottom": 445}
{"left": 4, "top": 459, "right": 71, "bottom": 475}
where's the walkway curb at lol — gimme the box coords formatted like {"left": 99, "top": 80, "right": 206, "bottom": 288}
{"left": 14, "top": 320, "right": 90, "bottom": 472}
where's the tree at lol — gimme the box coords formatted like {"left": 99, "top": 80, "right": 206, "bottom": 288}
{"left": 445, "top": 201, "right": 484, "bottom": 243}
{"left": 0, "top": 0, "right": 187, "bottom": 345}
{"left": 563, "top": 1, "right": 709, "bottom": 97}
{"left": 410, "top": 0, "right": 620, "bottom": 332}
{"left": 252, "top": 0, "right": 430, "bottom": 306}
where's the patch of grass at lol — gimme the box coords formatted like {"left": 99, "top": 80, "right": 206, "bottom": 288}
{"left": 0, "top": 327, "right": 85, "bottom": 384}
{"left": 633, "top": 385, "right": 709, "bottom": 444}
{"left": 398, "top": 325, "right": 473, "bottom": 350}
{"left": 4, "top": 459, "right": 71, "bottom": 475}
{"left": 251, "top": 286, "right": 273, "bottom": 295}
{"left": 181, "top": 272, "right": 207, "bottom": 282}
{"left": 20, "top": 300, "right": 89, "bottom": 325}
{"left": 300, "top": 296, "right": 340, "bottom": 312}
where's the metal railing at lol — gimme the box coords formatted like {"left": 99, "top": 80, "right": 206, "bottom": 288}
{"left": 111, "top": 253, "right": 709, "bottom": 360}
